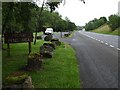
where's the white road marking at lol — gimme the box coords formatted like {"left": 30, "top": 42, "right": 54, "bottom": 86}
{"left": 91, "top": 37, "right": 95, "bottom": 39}
{"left": 117, "top": 48, "right": 120, "bottom": 50}
{"left": 87, "top": 36, "right": 90, "bottom": 37}
{"left": 110, "top": 45, "right": 114, "bottom": 48}
{"left": 81, "top": 33, "right": 119, "bottom": 51}
{"left": 101, "top": 41, "right": 104, "bottom": 43}
{"left": 72, "top": 39, "right": 76, "bottom": 41}
{"left": 105, "top": 43, "right": 108, "bottom": 45}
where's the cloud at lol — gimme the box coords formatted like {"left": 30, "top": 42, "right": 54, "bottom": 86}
{"left": 56, "top": 0, "right": 119, "bottom": 26}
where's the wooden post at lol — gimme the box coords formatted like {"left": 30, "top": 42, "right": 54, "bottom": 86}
{"left": 60, "top": 32, "right": 62, "bottom": 38}
{"left": 28, "top": 42, "right": 31, "bottom": 54}
{"left": 7, "top": 43, "right": 10, "bottom": 57}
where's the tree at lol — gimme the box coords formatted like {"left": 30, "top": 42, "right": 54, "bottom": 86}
{"left": 85, "top": 16, "right": 107, "bottom": 31}
{"left": 2, "top": 0, "right": 83, "bottom": 45}
{"left": 108, "top": 14, "right": 120, "bottom": 31}
{"left": 2, "top": 2, "right": 38, "bottom": 33}
{"left": 34, "top": 0, "right": 85, "bottom": 13}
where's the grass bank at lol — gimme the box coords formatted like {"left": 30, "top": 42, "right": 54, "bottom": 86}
{"left": 91, "top": 24, "right": 120, "bottom": 36}
{"left": 2, "top": 39, "right": 81, "bottom": 88}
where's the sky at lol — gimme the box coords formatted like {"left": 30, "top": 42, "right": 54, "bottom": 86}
{"left": 55, "top": 0, "right": 120, "bottom": 26}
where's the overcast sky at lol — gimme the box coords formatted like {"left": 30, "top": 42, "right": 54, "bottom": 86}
{"left": 55, "top": 0, "right": 120, "bottom": 26}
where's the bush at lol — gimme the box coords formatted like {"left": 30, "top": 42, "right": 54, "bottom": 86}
{"left": 108, "top": 14, "right": 120, "bottom": 31}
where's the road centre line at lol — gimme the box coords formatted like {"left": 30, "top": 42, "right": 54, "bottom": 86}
{"left": 105, "top": 43, "right": 108, "bottom": 45}
{"left": 101, "top": 41, "right": 104, "bottom": 43}
{"left": 110, "top": 45, "right": 114, "bottom": 48}
{"left": 82, "top": 33, "right": 120, "bottom": 50}
{"left": 117, "top": 48, "right": 120, "bottom": 50}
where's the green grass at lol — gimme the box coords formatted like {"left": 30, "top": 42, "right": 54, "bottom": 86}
{"left": 2, "top": 40, "right": 81, "bottom": 88}
{"left": 69, "top": 31, "right": 75, "bottom": 38}
{"left": 33, "top": 32, "right": 43, "bottom": 37}
{"left": 0, "top": 50, "right": 2, "bottom": 85}
{"left": 91, "top": 24, "right": 120, "bottom": 36}
{"left": 111, "top": 27, "right": 120, "bottom": 35}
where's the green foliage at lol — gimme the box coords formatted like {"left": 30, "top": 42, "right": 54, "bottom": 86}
{"left": 2, "top": 2, "right": 76, "bottom": 34}
{"left": 108, "top": 14, "right": 120, "bottom": 31}
{"left": 37, "top": 9, "right": 76, "bottom": 32}
{"left": 92, "top": 24, "right": 120, "bottom": 36}
{"left": 85, "top": 17, "right": 107, "bottom": 31}
{"left": 85, "top": 14, "right": 120, "bottom": 32}
{"left": 2, "top": 2, "right": 38, "bottom": 33}
{"left": 46, "top": 2, "right": 60, "bottom": 13}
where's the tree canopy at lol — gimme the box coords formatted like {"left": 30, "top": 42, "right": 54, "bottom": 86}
{"left": 85, "top": 14, "right": 120, "bottom": 31}
{"left": 2, "top": 2, "right": 38, "bottom": 33}
{"left": 108, "top": 14, "right": 120, "bottom": 31}
{"left": 2, "top": 2, "right": 76, "bottom": 34}
{"left": 85, "top": 17, "right": 107, "bottom": 31}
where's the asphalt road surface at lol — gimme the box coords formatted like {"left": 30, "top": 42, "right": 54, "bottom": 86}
{"left": 79, "top": 31, "right": 120, "bottom": 50}
{"left": 54, "top": 31, "right": 118, "bottom": 88}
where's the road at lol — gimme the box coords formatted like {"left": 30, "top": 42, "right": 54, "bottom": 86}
{"left": 54, "top": 31, "right": 118, "bottom": 88}
{"left": 79, "top": 31, "right": 120, "bottom": 50}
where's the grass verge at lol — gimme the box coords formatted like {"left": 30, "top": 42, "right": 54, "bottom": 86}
{"left": 91, "top": 24, "right": 120, "bottom": 36}
{"left": 2, "top": 40, "right": 80, "bottom": 88}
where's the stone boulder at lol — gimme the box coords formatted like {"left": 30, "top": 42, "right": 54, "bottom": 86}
{"left": 43, "top": 42, "right": 55, "bottom": 49}
{"left": 2, "top": 71, "right": 34, "bottom": 90}
{"left": 40, "top": 45, "right": 53, "bottom": 58}
{"left": 51, "top": 38, "right": 61, "bottom": 46}
{"left": 44, "top": 34, "right": 53, "bottom": 41}
{"left": 27, "top": 53, "right": 43, "bottom": 71}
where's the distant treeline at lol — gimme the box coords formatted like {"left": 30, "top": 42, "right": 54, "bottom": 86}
{"left": 38, "top": 10, "right": 76, "bottom": 32}
{"left": 2, "top": 2, "right": 76, "bottom": 33}
{"left": 85, "top": 14, "right": 120, "bottom": 31}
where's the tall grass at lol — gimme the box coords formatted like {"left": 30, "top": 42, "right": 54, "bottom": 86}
{"left": 92, "top": 24, "right": 119, "bottom": 36}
